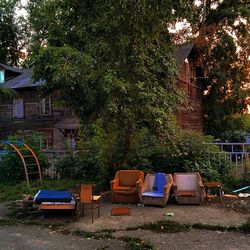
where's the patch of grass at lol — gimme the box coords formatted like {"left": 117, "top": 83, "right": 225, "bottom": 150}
{"left": 238, "top": 218, "right": 250, "bottom": 233}
{"left": 0, "top": 179, "right": 81, "bottom": 202}
{"left": 191, "top": 223, "right": 230, "bottom": 232}
{"left": 0, "top": 218, "right": 18, "bottom": 226}
{"left": 127, "top": 220, "right": 190, "bottom": 233}
{"left": 121, "top": 236, "right": 153, "bottom": 250}
{"left": 71, "top": 229, "right": 113, "bottom": 239}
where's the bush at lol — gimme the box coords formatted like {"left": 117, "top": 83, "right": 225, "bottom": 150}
{"left": 0, "top": 131, "right": 48, "bottom": 183}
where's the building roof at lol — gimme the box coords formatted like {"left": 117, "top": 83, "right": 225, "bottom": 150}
{"left": 2, "top": 68, "right": 44, "bottom": 89}
{"left": 174, "top": 43, "right": 194, "bottom": 66}
{"left": 2, "top": 43, "right": 195, "bottom": 89}
{"left": 0, "top": 63, "right": 23, "bottom": 74}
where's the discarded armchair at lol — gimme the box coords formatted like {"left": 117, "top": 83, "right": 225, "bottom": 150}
{"left": 110, "top": 170, "right": 144, "bottom": 203}
{"left": 173, "top": 172, "right": 205, "bottom": 205}
{"left": 139, "top": 173, "right": 173, "bottom": 206}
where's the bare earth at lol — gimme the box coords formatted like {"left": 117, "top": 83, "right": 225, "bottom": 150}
{"left": 0, "top": 199, "right": 249, "bottom": 250}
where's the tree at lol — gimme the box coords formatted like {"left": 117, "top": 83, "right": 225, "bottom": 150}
{"left": 28, "top": 1, "right": 191, "bottom": 164}
{"left": 178, "top": 0, "right": 250, "bottom": 137}
{"left": 0, "top": 0, "right": 21, "bottom": 65}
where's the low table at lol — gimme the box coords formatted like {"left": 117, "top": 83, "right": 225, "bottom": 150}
{"left": 204, "top": 182, "right": 223, "bottom": 203}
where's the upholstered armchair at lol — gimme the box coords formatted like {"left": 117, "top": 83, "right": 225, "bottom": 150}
{"left": 110, "top": 170, "right": 144, "bottom": 203}
{"left": 139, "top": 173, "right": 173, "bottom": 206}
{"left": 173, "top": 172, "right": 205, "bottom": 205}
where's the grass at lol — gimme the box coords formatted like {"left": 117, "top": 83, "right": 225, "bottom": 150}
{"left": 0, "top": 179, "right": 81, "bottom": 202}
{"left": 127, "top": 220, "right": 190, "bottom": 233}
{"left": 121, "top": 236, "right": 153, "bottom": 250}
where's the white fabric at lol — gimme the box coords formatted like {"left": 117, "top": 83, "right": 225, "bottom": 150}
{"left": 175, "top": 174, "right": 198, "bottom": 190}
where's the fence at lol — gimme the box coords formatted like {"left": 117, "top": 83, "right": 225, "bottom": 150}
{"left": 205, "top": 142, "right": 250, "bottom": 178}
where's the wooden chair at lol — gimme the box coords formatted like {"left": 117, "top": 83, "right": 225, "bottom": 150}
{"left": 76, "top": 184, "right": 101, "bottom": 223}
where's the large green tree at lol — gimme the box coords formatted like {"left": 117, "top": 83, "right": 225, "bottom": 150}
{"left": 190, "top": 0, "right": 250, "bottom": 137}
{"left": 28, "top": 0, "right": 191, "bottom": 163}
{"left": 0, "top": 0, "right": 21, "bottom": 65}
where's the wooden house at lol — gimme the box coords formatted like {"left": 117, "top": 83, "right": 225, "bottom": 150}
{"left": 175, "top": 43, "right": 204, "bottom": 131}
{"left": 0, "top": 43, "right": 204, "bottom": 149}
{"left": 0, "top": 64, "right": 79, "bottom": 149}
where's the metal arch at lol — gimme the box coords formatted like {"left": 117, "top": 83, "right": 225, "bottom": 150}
{"left": 0, "top": 141, "right": 42, "bottom": 187}
{"left": 23, "top": 143, "right": 42, "bottom": 185}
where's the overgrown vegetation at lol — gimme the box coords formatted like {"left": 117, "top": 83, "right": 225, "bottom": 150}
{"left": 0, "top": 130, "right": 48, "bottom": 183}
{"left": 126, "top": 220, "right": 189, "bottom": 233}
{"left": 0, "top": 179, "right": 80, "bottom": 202}
{"left": 121, "top": 237, "right": 153, "bottom": 250}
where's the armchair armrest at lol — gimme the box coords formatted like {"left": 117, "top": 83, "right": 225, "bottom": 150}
{"left": 136, "top": 179, "right": 143, "bottom": 190}
{"left": 110, "top": 179, "right": 118, "bottom": 190}
{"left": 173, "top": 181, "right": 178, "bottom": 192}
{"left": 164, "top": 183, "right": 172, "bottom": 194}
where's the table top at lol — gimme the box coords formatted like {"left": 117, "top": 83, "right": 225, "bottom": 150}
{"left": 204, "top": 182, "right": 222, "bottom": 188}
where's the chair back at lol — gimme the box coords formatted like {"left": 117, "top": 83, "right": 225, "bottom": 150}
{"left": 118, "top": 170, "right": 143, "bottom": 187}
{"left": 80, "top": 184, "right": 93, "bottom": 203}
{"left": 174, "top": 173, "right": 198, "bottom": 190}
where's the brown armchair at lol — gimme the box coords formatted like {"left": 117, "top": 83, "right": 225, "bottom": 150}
{"left": 110, "top": 170, "right": 144, "bottom": 203}
{"left": 139, "top": 173, "right": 173, "bottom": 206}
{"left": 173, "top": 172, "right": 205, "bottom": 205}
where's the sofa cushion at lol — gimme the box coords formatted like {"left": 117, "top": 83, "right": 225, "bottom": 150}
{"left": 177, "top": 190, "right": 196, "bottom": 196}
{"left": 114, "top": 188, "right": 137, "bottom": 195}
{"left": 142, "top": 192, "right": 164, "bottom": 198}
{"left": 116, "top": 186, "right": 133, "bottom": 191}
{"left": 119, "top": 171, "right": 140, "bottom": 187}
{"left": 175, "top": 174, "right": 198, "bottom": 190}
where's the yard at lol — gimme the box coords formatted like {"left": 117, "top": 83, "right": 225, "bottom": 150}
{"left": 0, "top": 179, "right": 249, "bottom": 250}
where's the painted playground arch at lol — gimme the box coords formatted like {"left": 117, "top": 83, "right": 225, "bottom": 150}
{"left": 0, "top": 141, "right": 42, "bottom": 187}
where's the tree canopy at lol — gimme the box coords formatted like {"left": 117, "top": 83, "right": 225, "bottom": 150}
{"left": 28, "top": 0, "right": 192, "bottom": 162}
{"left": 0, "top": 0, "right": 26, "bottom": 66}
{"left": 190, "top": 0, "right": 250, "bottom": 137}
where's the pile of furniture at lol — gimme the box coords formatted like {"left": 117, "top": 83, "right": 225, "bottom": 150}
{"left": 111, "top": 170, "right": 206, "bottom": 206}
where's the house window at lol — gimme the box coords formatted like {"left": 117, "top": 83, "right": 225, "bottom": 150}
{"left": 13, "top": 98, "right": 24, "bottom": 119}
{"left": 39, "top": 96, "right": 52, "bottom": 116}
{"left": 0, "top": 70, "right": 4, "bottom": 83}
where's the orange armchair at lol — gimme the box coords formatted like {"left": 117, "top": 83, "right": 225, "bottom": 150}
{"left": 111, "top": 170, "right": 144, "bottom": 203}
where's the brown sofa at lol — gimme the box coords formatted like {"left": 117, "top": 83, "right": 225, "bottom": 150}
{"left": 173, "top": 172, "right": 205, "bottom": 205}
{"left": 110, "top": 170, "right": 144, "bottom": 203}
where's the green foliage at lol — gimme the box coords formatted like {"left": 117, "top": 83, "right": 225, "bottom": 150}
{"left": 0, "top": 131, "right": 48, "bottom": 183}
{"left": 120, "top": 237, "right": 153, "bottom": 250}
{"left": 0, "top": 0, "right": 27, "bottom": 65}
{"left": 28, "top": 0, "right": 191, "bottom": 164}
{"left": 0, "top": 179, "right": 80, "bottom": 202}
{"left": 184, "top": 0, "right": 250, "bottom": 137}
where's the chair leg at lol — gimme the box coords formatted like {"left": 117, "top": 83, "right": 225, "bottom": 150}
{"left": 92, "top": 202, "right": 94, "bottom": 223}
{"left": 82, "top": 203, "right": 84, "bottom": 217}
{"left": 98, "top": 204, "right": 100, "bottom": 218}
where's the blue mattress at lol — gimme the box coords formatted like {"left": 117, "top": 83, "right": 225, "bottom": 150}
{"left": 34, "top": 190, "right": 73, "bottom": 204}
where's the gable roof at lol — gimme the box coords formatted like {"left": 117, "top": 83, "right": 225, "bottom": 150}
{"left": 2, "top": 68, "right": 44, "bottom": 89}
{"left": 174, "top": 43, "right": 194, "bottom": 66}
{"left": 0, "top": 63, "right": 23, "bottom": 74}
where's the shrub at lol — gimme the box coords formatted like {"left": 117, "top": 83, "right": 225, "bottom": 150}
{"left": 0, "top": 131, "right": 48, "bottom": 183}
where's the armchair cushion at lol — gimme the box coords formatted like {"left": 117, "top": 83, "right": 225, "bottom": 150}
{"left": 142, "top": 192, "right": 164, "bottom": 198}
{"left": 153, "top": 173, "right": 167, "bottom": 193}
{"left": 116, "top": 186, "right": 133, "bottom": 191}
{"left": 119, "top": 171, "right": 141, "bottom": 187}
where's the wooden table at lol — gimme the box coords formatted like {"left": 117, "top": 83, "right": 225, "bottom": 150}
{"left": 204, "top": 182, "right": 223, "bottom": 203}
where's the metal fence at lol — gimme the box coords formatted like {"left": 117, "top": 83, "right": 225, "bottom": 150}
{"left": 205, "top": 143, "right": 250, "bottom": 178}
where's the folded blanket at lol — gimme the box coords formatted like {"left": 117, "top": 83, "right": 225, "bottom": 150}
{"left": 34, "top": 190, "right": 73, "bottom": 204}
{"left": 153, "top": 173, "right": 167, "bottom": 193}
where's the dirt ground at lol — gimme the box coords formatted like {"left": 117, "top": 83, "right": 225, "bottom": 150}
{"left": 70, "top": 197, "right": 249, "bottom": 232}
{"left": 0, "top": 196, "right": 249, "bottom": 250}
